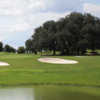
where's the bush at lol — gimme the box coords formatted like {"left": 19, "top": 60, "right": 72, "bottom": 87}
{"left": 17, "top": 47, "right": 25, "bottom": 54}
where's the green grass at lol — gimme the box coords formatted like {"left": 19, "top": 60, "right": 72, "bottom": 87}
{"left": 0, "top": 52, "right": 100, "bottom": 87}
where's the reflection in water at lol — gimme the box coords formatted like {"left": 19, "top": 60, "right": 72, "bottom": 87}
{"left": 34, "top": 86, "right": 100, "bottom": 100}
{"left": 0, "top": 86, "right": 100, "bottom": 100}
{"left": 0, "top": 88, "right": 34, "bottom": 100}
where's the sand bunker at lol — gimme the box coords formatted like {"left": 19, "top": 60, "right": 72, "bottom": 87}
{"left": 38, "top": 58, "right": 78, "bottom": 64}
{"left": 0, "top": 62, "right": 9, "bottom": 66}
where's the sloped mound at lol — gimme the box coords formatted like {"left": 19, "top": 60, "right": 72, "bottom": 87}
{"left": 38, "top": 58, "right": 78, "bottom": 64}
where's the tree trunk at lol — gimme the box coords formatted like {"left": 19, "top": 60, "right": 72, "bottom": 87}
{"left": 53, "top": 49, "right": 56, "bottom": 56}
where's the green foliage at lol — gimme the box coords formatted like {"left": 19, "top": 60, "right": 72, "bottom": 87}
{"left": 0, "top": 42, "right": 3, "bottom": 52}
{"left": 25, "top": 39, "right": 33, "bottom": 53}
{"left": 17, "top": 46, "right": 25, "bottom": 54}
{"left": 25, "top": 39, "right": 37, "bottom": 54}
{"left": 4, "top": 45, "right": 16, "bottom": 53}
{"left": 27, "top": 12, "right": 100, "bottom": 55}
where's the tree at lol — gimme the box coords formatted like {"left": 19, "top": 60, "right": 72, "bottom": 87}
{"left": 10, "top": 47, "right": 16, "bottom": 53}
{"left": 4, "top": 45, "right": 16, "bottom": 53}
{"left": 25, "top": 39, "right": 37, "bottom": 54}
{"left": 27, "top": 12, "right": 100, "bottom": 56}
{"left": 17, "top": 47, "right": 25, "bottom": 54}
{"left": 25, "top": 39, "right": 33, "bottom": 53}
{"left": 0, "top": 42, "right": 3, "bottom": 52}
{"left": 43, "top": 21, "right": 57, "bottom": 55}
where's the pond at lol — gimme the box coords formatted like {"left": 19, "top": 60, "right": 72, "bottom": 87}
{"left": 0, "top": 86, "right": 100, "bottom": 100}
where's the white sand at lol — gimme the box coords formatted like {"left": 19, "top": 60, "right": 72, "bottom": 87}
{"left": 0, "top": 62, "right": 9, "bottom": 66}
{"left": 38, "top": 58, "right": 78, "bottom": 64}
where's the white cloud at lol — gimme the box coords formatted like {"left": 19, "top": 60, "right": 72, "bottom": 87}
{"left": 0, "top": 0, "right": 72, "bottom": 40}
{"left": 83, "top": 3, "right": 100, "bottom": 17}
{"left": 0, "top": 0, "right": 83, "bottom": 47}
{"left": 0, "top": 0, "right": 82, "bottom": 16}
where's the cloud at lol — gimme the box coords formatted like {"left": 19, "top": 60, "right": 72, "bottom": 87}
{"left": 28, "top": 0, "right": 83, "bottom": 13}
{"left": 44, "top": 0, "right": 83, "bottom": 13}
{"left": 0, "top": 0, "right": 83, "bottom": 16}
{"left": 83, "top": 3, "right": 100, "bottom": 17}
{"left": 0, "top": 0, "right": 83, "bottom": 47}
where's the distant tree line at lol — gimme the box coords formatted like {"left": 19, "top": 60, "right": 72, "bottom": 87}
{"left": 0, "top": 42, "right": 16, "bottom": 53}
{"left": 0, "top": 42, "right": 27, "bottom": 54}
{"left": 26, "top": 12, "right": 100, "bottom": 55}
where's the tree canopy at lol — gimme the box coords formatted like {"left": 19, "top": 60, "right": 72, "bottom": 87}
{"left": 26, "top": 12, "right": 100, "bottom": 55}
{"left": 17, "top": 46, "right": 25, "bottom": 54}
{"left": 0, "top": 42, "right": 3, "bottom": 52}
{"left": 4, "top": 45, "right": 16, "bottom": 53}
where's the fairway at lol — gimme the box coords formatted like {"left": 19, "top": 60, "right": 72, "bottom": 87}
{"left": 0, "top": 52, "right": 100, "bottom": 87}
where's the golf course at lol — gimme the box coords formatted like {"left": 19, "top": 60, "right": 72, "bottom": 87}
{"left": 0, "top": 52, "right": 100, "bottom": 88}
{"left": 1, "top": 0, "right": 100, "bottom": 99}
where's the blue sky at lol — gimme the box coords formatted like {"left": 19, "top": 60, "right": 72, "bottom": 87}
{"left": 0, "top": 0, "right": 100, "bottom": 48}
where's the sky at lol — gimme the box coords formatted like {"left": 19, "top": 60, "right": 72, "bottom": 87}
{"left": 0, "top": 0, "right": 100, "bottom": 48}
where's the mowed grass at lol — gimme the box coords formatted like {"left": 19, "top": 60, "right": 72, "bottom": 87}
{"left": 0, "top": 52, "right": 100, "bottom": 87}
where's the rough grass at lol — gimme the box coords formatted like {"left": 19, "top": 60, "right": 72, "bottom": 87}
{"left": 0, "top": 52, "right": 100, "bottom": 87}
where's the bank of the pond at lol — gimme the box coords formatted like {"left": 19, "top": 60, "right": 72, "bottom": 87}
{"left": 0, "top": 53, "right": 100, "bottom": 87}
{"left": 1, "top": 80, "right": 100, "bottom": 89}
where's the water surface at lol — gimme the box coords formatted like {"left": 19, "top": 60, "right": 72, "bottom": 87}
{"left": 0, "top": 86, "right": 100, "bottom": 100}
